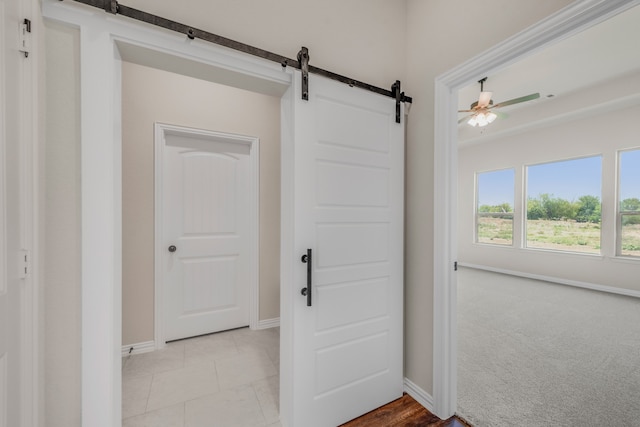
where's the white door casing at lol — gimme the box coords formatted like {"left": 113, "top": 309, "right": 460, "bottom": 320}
{"left": 2, "top": 0, "right": 21, "bottom": 425}
{"left": 40, "top": 0, "right": 292, "bottom": 419}
{"left": 1, "top": 0, "right": 39, "bottom": 424}
{"left": 282, "top": 71, "right": 404, "bottom": 426}
{"left": 0, "top": 3, "right": 20, "bottom": 425}
{"left": 157, "top": 124, "right": 258, "bottom": 342}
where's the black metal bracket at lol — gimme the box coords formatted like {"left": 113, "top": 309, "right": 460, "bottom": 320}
{"left": 298, "top": 47, "right": 309, "bottom": 101}
{"left": 104, "top": 0, "right": 118, "bottom": 14}
{"left": 392, "top": 80, "right": 403, "bottom": 124}
{"left": 19, "top": 18, "right": 31, "bottom": 58}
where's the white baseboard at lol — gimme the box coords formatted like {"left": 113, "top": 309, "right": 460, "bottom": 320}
{"left": 121, "top": 340, "right": 155, "bottom": 357}
{"left": 403, "top": 377, "right": 434, "bottom": 414}
{"left": 256, "top": 317, "right": 280, "bottom": 330}
{"left": 459, "top": 263, "right": 640, "bottom": 299}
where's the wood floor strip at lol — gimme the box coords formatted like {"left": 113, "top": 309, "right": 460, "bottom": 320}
{"left": 340, "top": 394, "right": 471, "bottom": 427}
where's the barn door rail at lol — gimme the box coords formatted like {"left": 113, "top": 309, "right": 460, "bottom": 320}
{"left": 64, "top": 0, "right": 413, "bottom": 122}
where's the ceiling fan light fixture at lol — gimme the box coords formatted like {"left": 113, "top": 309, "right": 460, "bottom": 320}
{"left": 476, "top": 112, "right": 489, "bottom": 127}
{"left": 466, "top": 110, "right": 497, "bottom": 127}
{"left": 459, "top": 77, "right": 540, "bottom": 128}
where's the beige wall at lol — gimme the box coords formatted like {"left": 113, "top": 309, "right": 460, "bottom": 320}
{"left": 122, "top": 62, "right": 282, "bottom": 345}
{"left": 458, "top": 104, "right": 640, "bottom": 292}
{"left": 43, "top": 0, "right": 578, "bottom": 423}
{"left": 44, "top": 20, "right": 82, "bottom": 427}
{"left": 122, "top": 0, "right": 407, "bottom": 91}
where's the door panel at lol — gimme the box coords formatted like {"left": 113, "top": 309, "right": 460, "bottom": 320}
{"left": 315, "top": 277, "right": 388, "bottom": 331}
{"left": 316, "top": 223, "right": 389, "bottom": 266}
{"left": 289, "top": 72, "right": 404, "bottom": 426}
{"left": 182, "top": 154, "right": 237, "bottom": 234}
{"left": 316, "top": 162, "right": 389, "bottom": 207}
{"left": 181, "top": 256, "right": 238, "bottom": 314}
{"left": 162, "top": 132, "right": 253, "bottom": 341}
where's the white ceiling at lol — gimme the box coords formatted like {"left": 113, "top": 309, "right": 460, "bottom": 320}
{"left": 457, "top": 4, "right": 640, "bottom": 144}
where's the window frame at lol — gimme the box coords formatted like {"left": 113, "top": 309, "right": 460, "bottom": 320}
{"left": 616, "top": 148, "right": 640, "bottom": 258}
{"left": 474, "top": 168, "right": 515, "bottom": 247}
{"left": 523, "top": 155, "right": 603, "bottom": 255}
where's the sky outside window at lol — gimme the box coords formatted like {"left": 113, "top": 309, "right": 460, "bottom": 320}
{"left": 527, "top": 156, "right": 602, "bottom": 201}
{"left": 620, "top": 149, "right": 640, "bottom": 204}
{"left": 477, "top": 169, "right": 515, "bottom": 208}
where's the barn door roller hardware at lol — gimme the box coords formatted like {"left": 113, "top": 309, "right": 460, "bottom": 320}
{"left": 298, "top": 47, "right": 310, "bottom": 101}
{"left": 392, "top": 80, "right": 403, "bottom": 124}
{"left": 64, "top": 0, "right": 413, "bottom": 122}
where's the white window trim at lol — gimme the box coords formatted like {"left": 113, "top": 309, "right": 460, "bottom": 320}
{"left": 616, "top": 148, "right": 640, "bottom": 258}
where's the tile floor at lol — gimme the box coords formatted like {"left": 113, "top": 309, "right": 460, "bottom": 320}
{"left": 122, "top": 327, "right": 281, "bottom": 427}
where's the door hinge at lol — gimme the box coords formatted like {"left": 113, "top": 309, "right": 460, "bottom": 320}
{"left": 19, "top": 19, "right": 31, "bottom": 58}
{"left": 454, "top": 261, "right": 458, "bottom": 271}
{"left": 18, "top": 249, "right": 31, "bottom": 279}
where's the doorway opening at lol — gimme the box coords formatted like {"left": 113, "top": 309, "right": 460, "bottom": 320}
{"left": 120, "top": 55, "right": 281, "bottom": 423}
{"left": 433, "top": 0, "right": 640, "bottom": 420}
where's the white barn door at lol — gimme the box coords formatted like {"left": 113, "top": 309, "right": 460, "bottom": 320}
{"left": 286, "top": 72, "right": 404, "bottom": 426}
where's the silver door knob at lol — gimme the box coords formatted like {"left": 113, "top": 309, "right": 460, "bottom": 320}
{"left": 168, "top": 245, "right": 177, "bottom": 253}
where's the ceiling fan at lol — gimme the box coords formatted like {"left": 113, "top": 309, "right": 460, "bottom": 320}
{"left": 459, "top": 77, "right": 540, "bottom": 127}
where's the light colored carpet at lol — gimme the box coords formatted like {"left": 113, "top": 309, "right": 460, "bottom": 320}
{"left": 457, "top": 267, "right": 640, "bottom": 427}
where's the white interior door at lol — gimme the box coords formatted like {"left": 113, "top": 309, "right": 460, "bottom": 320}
{"left": 287, "top": 72, "right": 404, "bottom": 426}
{"left": 161, "top": 127, "right": 255, "bottom": 342}
{"left": 0, "top": 0, "right": 24, "bottom": 425}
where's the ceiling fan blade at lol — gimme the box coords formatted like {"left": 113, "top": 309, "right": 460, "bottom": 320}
{"left": 458, "top": 109, "right": 474, "bottom": 113}
{"left": 458, "top": 114, "right": 473, "bottom": 124}
{"left": 478, "top": 91, "right": 492, "bottom": 108}
{"left": 492, "top": 93, "right": 540, "bottom": 109}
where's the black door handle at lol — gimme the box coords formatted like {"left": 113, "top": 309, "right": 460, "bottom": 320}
{"left": 300, "top": 249, "right": 312, "bottom": 306}
{"left": 168, "top": 245, "right": 177, "bottom": 253}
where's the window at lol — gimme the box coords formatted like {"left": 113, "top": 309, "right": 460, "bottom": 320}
{"left": 476, "top": 169, "right": 514, "bottom": 245}
{"left": 618, "top": 149, "right": 640, "bottom": 257}
{"left": 525, "top": 156, "right": 602, "bottom": 254}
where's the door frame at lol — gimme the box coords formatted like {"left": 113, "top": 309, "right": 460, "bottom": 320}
{"left": 432, "top": 0, "right": 640, "bottom": 419}
{"left": 43, "top": 2, "right": 292, "bottom": 426}
{"left": 4, "top": 0, "right": 42, "bottom": 424}
{"left": 154, "top": 122, "right": 260, "bottom": 348}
